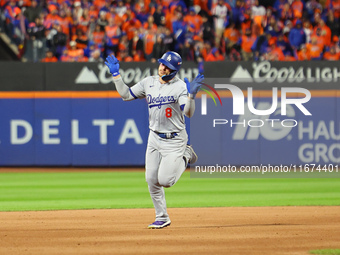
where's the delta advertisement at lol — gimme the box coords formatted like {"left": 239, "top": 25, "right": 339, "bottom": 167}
{"left": 0, "top": 89, "right": 339, "bottom": 166}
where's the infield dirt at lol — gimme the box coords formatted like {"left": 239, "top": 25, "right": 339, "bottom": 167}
{"left": 1, "top": 206, "right": 339, "bottom": 255}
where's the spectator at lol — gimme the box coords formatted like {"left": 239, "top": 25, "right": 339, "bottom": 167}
{"left": 224, "top": 22, "right": 241, "bottom": 54}
{"left": 297, "top": 44, "right": 311, "bottom": 60}
{"left": 24, "top": 0, "right": 42, "bottom": 23}
{"left": 288, "top": 19, "right": 306, "bottom": 50}
{"left": 27, "top": 16, "right": 45, "bottom": 41}
{"left": 41, "top": 49, "right": 58, "bottom": 62}
{"left": 88, "top": 48, "right": 104, "bottom": 62}
{"left": 151, "top": 34, "right": 166, "bottom": 62}
{"left": 45, "top": 4, "right": 61, "bottom": 30}
{"left": 91, "top": 24, "right": 105, "bottom": 47}
{"left": 306, "top": 0, "right": 323, "bottom": 20}
{"left": 163, "top": 27, "right": 175, "bottom": 51}
{"left": 201, "top": 14, "right": 214, "bottom": 45}
{"left": 181, "top": 38, "right": 195, "bottom": 61}
{"left": 251, "top": 0, "right": 266, "bottom": 34}
{"left": 128, "top": 30, "right": 144, "bottom": 58}
{"left": 72, "top": 28, "right": 88, "bottom": 49}
{"left": 291, "top": 0, "right": 304, "bottom": 20}
{"left": 326, "top": 0, "right": 340, "bottom": 20}
{"left": 172, "top": 11, "right": 187, "bottom": 51}
{"left": 105, "top": 17, "right": 121, "bottom": 57}
{"left": 313, "top": 18, "right": 332, "bottom": 47}
{"left": 273, "top": 0, "right": 287, "bottom": 17}
{"left": 232, "top": 0, "right": 246, "bottom": 28}
{"left": 97, "top": 11, "right": 108, "bottom": 31}
{"left": 303, "top": 19, "right": 313, "bottom": 43}
{"left": 143, "top": 15, "right": 158, "bottom": 33}
{"left": 229, "top": 44, "right": 242, "bottom": 61}
{"left": 265, "top": 39, "right": 285, "bottom": 61}
{"left": 280, "top": 3, "right": 294, "bottom": 20}
{"left": 252, "top": 32, "right": 271, "bottom": 60}
{"left": 238, "top": 27, "right": 256, "bottom": 60}
{"left": 212, "top": 0, "right": 230, "bottom": 47}
{"left": 143, "top": 28, "right": 156, "bottom": 61}
{"left": 153, "top": 5, "right": 165, "bottom": 27}
{"left": 58, "top": 9, "right": 72, "bottom": 38}
{"left": 67, "top": 40, "right": 86, "bottom": 61}
{"left": 323, "top": 44, "right": 340, "bottom": 60}
{"left": 326, "top": 10, "right": 340, "bottom": 38}
{"left": 205, "top": 47, "right": 225, "bottom": 61}
{"left": 122, "top": 13, "right": 142, "bottom": 40}
{"left": 306, "top": 36, "right": 323, "bottom": 59}
{"left": 184, "top": 7, "right": 203, "bottom": 34}
{"left": 50, "top": 22, "right": 67, "bottom": 59}
{"left": 4, "top": 0, "right": 26, "bottom": 45}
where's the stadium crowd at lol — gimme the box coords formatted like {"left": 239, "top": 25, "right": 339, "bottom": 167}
{"left": 1, "top": 0, "right": 340, "bottom": 62}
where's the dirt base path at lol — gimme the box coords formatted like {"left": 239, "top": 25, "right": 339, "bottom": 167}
{"left": 1, "top": 206, "right": 339, "bottom": 255}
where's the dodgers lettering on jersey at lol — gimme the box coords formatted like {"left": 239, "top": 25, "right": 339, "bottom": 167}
{"left": 129, "top": 76, "right": 188, "bottom": 133}
{"left": 146, "top": 94, "right": 176, "bottom": 108}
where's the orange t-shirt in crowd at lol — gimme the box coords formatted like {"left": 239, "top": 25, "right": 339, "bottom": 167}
{"left": 184, "top": 14, "right": 203, "bottom": 33}
{"left": 306, "top": 43, "right": 323, "bottom": 58}
{"left": 143, "top": 22, "right": 158, "bottom": 33}
{"left": 41, "top": 56, "right": 58, "bottom": 62}
{"left": 67, "top": 49, "right": 84, "bottom": 61}
{"left": 144, "top": 33, "right": 155, "bottom": 55}
{"left": 164, "top": 11, "right": 177, "bottom": 32}
{"left": 241, "top": 19, "right": 252, "bottom": 35}
{"left": 323, "top": 51, "right": 340, "bottom": 60}
{"left": 269, "top": 47, "right": 285, "bottom": 61}
{"left": 297, "top": 49, "right": 311, "bottom": 60}
{"left": 224, "top": 27, "right": 241, "bottom": 44}
{"left": 105, "top": 25, "right": 120, "bottom": 45}
{"left": 122, "top": 19, "right": 142, "bottom": 40}
{"left": 241, "top": 35, "right": 256, "bottom": 53}
{"left": 92, "top": 30, "right": 105, "bottom": 45}
{"left": 291, "top": 1, "right": 303, "bottom": 18}
{"left": 45, "top": 14, "right": 61, "bottom": 29}
{"left": 59, "top": 16, "right": 72, "bottom": 36}
{"left": 313, "top": 25, "right": 332, "bottom": 47}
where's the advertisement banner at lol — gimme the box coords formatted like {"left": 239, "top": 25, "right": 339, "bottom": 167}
{"left": 0, "top": 93, "right": 149, "bottom": 166}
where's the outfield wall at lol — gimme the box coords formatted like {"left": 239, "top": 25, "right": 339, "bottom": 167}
{"left": 0, "top": 61, "right": 339, "bottom": 166}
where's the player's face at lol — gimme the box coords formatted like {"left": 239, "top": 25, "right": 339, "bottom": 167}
{"left": 158, "top": 63, "right": 172, "bottom": 77}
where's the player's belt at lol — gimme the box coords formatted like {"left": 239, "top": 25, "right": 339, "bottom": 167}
{"left": 154, "top": 131, "right": 178, "bottom": 139}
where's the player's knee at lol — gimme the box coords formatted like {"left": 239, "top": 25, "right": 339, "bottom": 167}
{"left": 146, "top": 176, "right": 158, "bottom": 186}
{"left": 158, "top": 176, "right": 175, "bottom": 188}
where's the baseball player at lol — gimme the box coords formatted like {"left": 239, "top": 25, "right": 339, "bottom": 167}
{"left": 105, "top": 51, "right": 203, "bottom": 229}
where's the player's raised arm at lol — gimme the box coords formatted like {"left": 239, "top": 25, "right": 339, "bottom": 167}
{"left": 183, "top": 74, "right": 204, "bottom": 118}
{"left": 105, "top": 55, "right": 136, "bottom": 101}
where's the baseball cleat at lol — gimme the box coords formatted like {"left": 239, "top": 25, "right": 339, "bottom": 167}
{"left": 147, "top": 220, "right": 171, "bottom": 229}
{"left": 187, "top": 145, "right": 198, "bottom": 164}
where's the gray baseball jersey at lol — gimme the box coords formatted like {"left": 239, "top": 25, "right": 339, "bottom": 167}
{"left": 129, "top": 75, "right": 188, "bottom": 133}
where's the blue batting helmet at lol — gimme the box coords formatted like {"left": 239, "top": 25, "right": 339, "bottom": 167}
{"left": 158, "top": 51, "right": 182, "bottom": 81}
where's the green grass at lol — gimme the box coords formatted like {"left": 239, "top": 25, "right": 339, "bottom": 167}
{"left": 309, "top": 249, "right": 340, "bottom": 254}
{"left": 0, "top": 171, "right": 339, "bottom": 211}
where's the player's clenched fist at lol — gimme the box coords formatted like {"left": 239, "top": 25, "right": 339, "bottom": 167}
{"left": 105, "top": 55, "right": 120, "bottom": 77}
{"left": 184, "top": 73, "right": 204, "bottom": 98}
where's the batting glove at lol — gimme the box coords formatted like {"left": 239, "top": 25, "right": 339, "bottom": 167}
{"left": 105, "top": 55, "right": 120, "bottom": 77}
{"left": 184, "top": 73, "right": 204, "bottom": 98}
